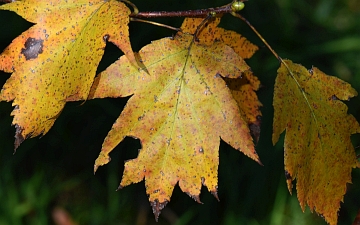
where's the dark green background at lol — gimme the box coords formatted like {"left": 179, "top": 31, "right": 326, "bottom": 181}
{"left": 0, "top": 0, "right": 359, "bottom": 224}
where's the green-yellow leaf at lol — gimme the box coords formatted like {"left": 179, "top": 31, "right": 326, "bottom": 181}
{"left": 272, "top": 59, "right": 360, "bottom": 225}
{"left": 0, "top": 0, "right": 134, "bottom": 150}
{"left": 90, "top": 17, "right": 261, "bottom": 219}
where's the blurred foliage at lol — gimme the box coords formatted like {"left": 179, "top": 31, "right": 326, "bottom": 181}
{"left": 0, "top": 0, "right": 359, "bottom": 224}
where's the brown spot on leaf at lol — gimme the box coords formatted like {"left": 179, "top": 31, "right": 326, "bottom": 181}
{"left": 308, "top": 68, "right": 314, "bottom": 75}
{"left": 331, "top": 95, "right": 339, "bottom": 101}
{"left": 249, "top": 115, "right": 261, "bottom": 144}
{"left": 198, "top": 146, "right": 204, "bottom": 153}
{"left": 285, "top": 170, "right": 292, "bottom": 180}
{"left": 103, "top": 34, "right": 110, "bottom": 42}
{"left": 14, "top": 124, "right": 25, "bottom": 153}
{"left": 21, "top": 38, "right": 44, "bottom": 60}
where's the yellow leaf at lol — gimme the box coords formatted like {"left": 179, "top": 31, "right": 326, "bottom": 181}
{"left": 272, "top": 59, "right": 359, "bottom": 225}
{"left": 90, "top": 17, "right": 260, "bottom": 219}
{"left": 0, "top": 0, "right": 134, "bottom": 149}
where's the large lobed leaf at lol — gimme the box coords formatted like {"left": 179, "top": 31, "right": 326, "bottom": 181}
{"left": 272, "top": 60, "right": 360, "bottom": 225}
{"left": 0, "top": 0, "right": 134, "bottom": 150}
{"left": 90, "top": 17, "right": 262, "bottom": 219}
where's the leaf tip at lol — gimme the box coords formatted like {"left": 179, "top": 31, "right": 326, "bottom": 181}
{"left": 257, "top": 158, "right": 264, "bottom": 166}
{"left": 251, "top": 151, "right": 263, "bottom": 166}
{"left": 187, "top": 193, "right": 203, "bottom": 204}
{"left": 284, "top": 170, "right": 293, "bottom": 194}
{"left": 14, "top": 124, "right": 25, "bottom": 153}
{"left": 94, "top": 153, "right": 111, "bottom": 174}
{"left": 150, "top": 199, "right": 168, "bottom": 222}
{"left": 93, "top": 164, "right": 98, "bottom": 174}
{"left": 211, "top": 190, "right": 220, "bottom": 202}
{"left": 116, "top": 184, "right": 123, "bottom": 191}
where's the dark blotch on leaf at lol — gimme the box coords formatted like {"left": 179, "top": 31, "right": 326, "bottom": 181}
{"left": 103, "top": 34, "right": 110, "bottom": 42}
{"left": 249, "top": 115, "right": 261, "bottom": 144}
{"left": 21, "top": 38, "right": 44, "bottom": 60}
{"left": 308, "top": 68, "right": 314, "bottom": 75}
{"left": 285, "top": 170, "right": 292, "bottom": 180}
{"left": 14, "top": 124, "right": 25, "bottom": 153}
{"left": 331, "top": 95, "right": 339, "bottom": 101}
{"left": 150, "top": 199, "right": 168, "bottom": 222}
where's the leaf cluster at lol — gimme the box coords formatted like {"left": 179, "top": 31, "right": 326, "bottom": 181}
{"left": 0, "top": 1, "right": 359, "bottom": 224}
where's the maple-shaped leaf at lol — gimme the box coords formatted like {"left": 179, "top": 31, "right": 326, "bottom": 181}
{"left": 0, "top": 0, "right": 134, "bottom": 150}
{"left": 90, "top": 17, "right": 261, "bottom": 219}
{"left": 272, "top": 59, "right": 360, "bottom": 225}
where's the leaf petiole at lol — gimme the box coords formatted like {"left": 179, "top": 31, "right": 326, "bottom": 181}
{"left": 192, "top": 13, "right": 216, "bottom": 42}
{"left": 130, "top": 18, "right": 181, "bottom": 32}
{"left": 231, "top": 13, "right": 281, "bottom": 61}
{"left": 119, "top": 0, "right": 139, "bottom": 14}
{"left": 232, "top": 12, "right": 319, "bottom": 128}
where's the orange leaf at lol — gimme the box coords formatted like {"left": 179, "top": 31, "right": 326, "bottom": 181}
{"left": 91, "top": 17, "right": 260, "bottom": 219}
{"left": 272, "top": 59, "right": 360, "bottom": 225}
{"left": 0, "top": 0, "right": 134, "bottom": 150}
{"left": 182, "top": 17, "right": 258, "bottom": 59}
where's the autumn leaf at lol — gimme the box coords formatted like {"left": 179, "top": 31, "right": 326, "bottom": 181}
{"left": 0, "top": 0, "right": 134, "bottom": 150}
{"left": 90, "top": 17, "right": 261, "bottom": 219}
{"left": 272, "top": 59, "right": 360, "bottom": 225}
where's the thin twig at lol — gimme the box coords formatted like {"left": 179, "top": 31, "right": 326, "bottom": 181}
{"left": 232, "top": 12, "right": 321, "bottom": 149}
{"left": 130, "top": 3, "right": 233, "bottom": 18}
